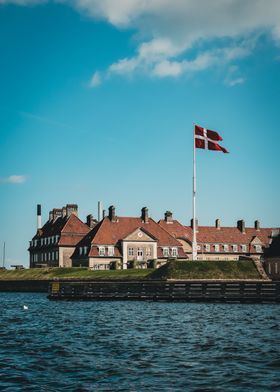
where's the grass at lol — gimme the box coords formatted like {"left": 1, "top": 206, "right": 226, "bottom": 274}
{"left": 0, "top": 259, "right": 262, "bottom": 281}
{"left": 0, "top": 268, "right": 153, "bottom": 281}
{"left": 149, "top": 259, "right": 261, "bottom": 280}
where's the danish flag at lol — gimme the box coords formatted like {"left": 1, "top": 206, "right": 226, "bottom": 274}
{"left": 195, "top": 125, "right": 229, "bottom": 153}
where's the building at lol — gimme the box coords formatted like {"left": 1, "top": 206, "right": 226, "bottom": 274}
{"left": 71, "top": 206, "right": 185, "bottom": 270}
{"left": 263, "top": 231, "right": 280, "bottom": 280}
{"left": 159, "top": 212, "right": 277, "bottom": 261}
{"left": 28, "top": 204, "right": 93, "bottom": 267}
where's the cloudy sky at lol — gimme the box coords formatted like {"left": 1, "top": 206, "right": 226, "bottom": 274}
{"left": 0, "top": 0, "right": 280, "bottom": 266}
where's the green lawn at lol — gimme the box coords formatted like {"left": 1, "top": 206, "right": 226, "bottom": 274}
{"left": 0, "top": 259, "right": 262, "bottom": 281}
{"left": 149, "top": 259, "right": 261, "bottom": 280}
{"left": 0, "top": 267, "right": 153, "bottom": 281}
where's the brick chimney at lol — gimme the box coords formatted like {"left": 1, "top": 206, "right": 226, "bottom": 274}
{"left": 255, "top": 220, "right": 260, "bottom": 231}
{"left": 49, "top": 210, "right": 53, "bottom": 221}
{"left": 237, "top": 219, "right": 245, "bottom": 233}
{"left": 109, "top": 205, "right": 117, "bottom": 222}
{"left": 53, "top": 208, "right": 63, "bottom": 221}
{"left": 215, "top": 218, "right": 221, "bottom": 230}
{"left": 164, "top": 211, "right": 173, "bottom": 224}
{"left": 86, "top": 214, "right": 96, "bottom": 229}
{"left": 66, "top": 204, "right": 78, "bottom": 217}
{"left": 37, "top": 204, "right": 42, "bottom": 229}
{"left": 102, "top": 209, "right": 106, "bottom": 219}
{"left": 190, "top": 218, "right": 198, "bottom": 231}
{"left": 141, "top": 207, "right": 149, "bottom": 223}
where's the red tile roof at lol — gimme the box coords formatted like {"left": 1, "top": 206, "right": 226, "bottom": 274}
{"left": 159, "top": 219, "right": 277, "bottom": 254}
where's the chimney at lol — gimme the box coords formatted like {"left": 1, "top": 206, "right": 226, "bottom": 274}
{"left": 103, "top": 209, "right": 106, "bottom": 219}
{"left": 66, "top": 204, "right": 78, "bottom": 218}
{"left": 62, "top": 206, "right": 67, "bottom": 217}
{"left": 98, "top": 201, "right": 102, "bottom": 222}
{"left": 190, "top": 218, "right": 198, "bottom": 231}
{"left": 49, "top": 211, "right": 54, "bottom": 221}
{"left": 237, "top": 219, "right": 245, "bottom": 233}
{"left": 164, "top": 211, "right": 173, "bottom": 224}
{"left": 215, "top": 219, "right": 221, "bottom": 230}
{"left": 53, "top": 208, "right": 63, "bottom": 221}
{"left": 108, "top": 205, "right": 117, "bottom": 222}
{"left": 141, "top": 207, "right": 149, "bottom": 223}
{"left": 255, "top": 220, "right": 260, "bottom": 231}
{"left": 86, "top": 214, "right": 96, "bottom": 229}
{"left": 37, "top": 204, "right": 42, "bottom": 229}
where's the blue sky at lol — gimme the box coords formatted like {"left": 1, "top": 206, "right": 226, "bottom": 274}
{"left": 0, "top": 1, "right": 280, "bottom": 267}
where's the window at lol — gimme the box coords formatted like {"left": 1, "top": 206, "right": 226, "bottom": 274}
{"left": 128, "top": 247, "right": 134, "bottom": 257}
{"left": 205, "top": 244, "right": 210, "bottom": 252}
{"left": 232, "top": 245, "right": 238, "bottom": 252}
{"left": 163, "top": 247, "right": 169, "bottom": 257}
{"left": 214, "top": 244, "right": 220, "bottom": 252}
{"left": 56, "top": 235, "right": 59, "bottom": 243}
{"left": 79, "top": 247, "right": 83, "bottom": 256}
{"left": 171, "top": 248, "right": 178, "bottom": 257}
{"left": 56, "top": 251, "right": 59, "bottom": 260}
{"left": 99, "top": 246, "right": 105, "bottom": 256}
{"left": 241, "top": 244, "right": 247, "bottom": 253}
{"left": 224, "top": 244, "right": 229, "bottom": 252}
{"left": 146, "top": 247, "right": 152, "bottom": 257}
{"left": 108, "top": 246, "right": 114, "bottom": 256}
{"left": 255, "top": 245, "right": 262, "bottom": 253}
{"left": 197, "top": 245, "right": 201, "bottom": 251}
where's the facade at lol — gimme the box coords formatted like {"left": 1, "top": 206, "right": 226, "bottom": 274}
{"left": 159, "top": 212, "right": 277, "bottom": 261}
{"left": 263, "top": 232, "right": 280, "bottom": 280}
{"left": 28, "top": 204, "right": 92, "bottom": 268}
{"left": 71, "top": 206, "right": 185, "bottom": 270}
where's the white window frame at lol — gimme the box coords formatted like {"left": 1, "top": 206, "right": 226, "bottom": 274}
{"left": 108, "top": 246, "right": 114, "bottom": 256}
{"left": 241, "top": 244, "right": 247, "bottom": 253}
{"left": 224, "top": 244, "right": 229, "bottom": 252}
{"left": 128, "top": 247, "right": 134, "bottom": 257}
{"left": 99, "top": 246, "right": 105, "bottom": 257}
{"left": 214, "top": 244, "right": 220, "bottom": 252}
{"left": 232, "top": 244, "right": 238, "bottom": 253}
{"left": 146, "top": 247, "right": 152, "bottom": 257}
{"left": 255, "top": 245, "right": 262, "bottom": 253}
{"left": 205, "top": 244, "right": 210, "bottom": 252}
{"left": 163, "top": 247, "right": 169, "bottom": 257}
{"left": 171, "top": 247, "right": 178, "bottom": 257}
{"left": 196, "top": 245, "right": 201, "bottom": 251}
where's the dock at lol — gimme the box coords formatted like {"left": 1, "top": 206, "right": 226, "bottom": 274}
{"left": 48, "top": 280, "right": 280, "bottom": 303}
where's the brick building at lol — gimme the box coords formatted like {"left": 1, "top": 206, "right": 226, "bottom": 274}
{"left": 71, "top": 206, "right": 185, "bottom": 270}
{"left": 159, "top": 211, "right": 277, "bottom": 261}
{"left": 28, "top": 204, "right": 92, "bottom": 267}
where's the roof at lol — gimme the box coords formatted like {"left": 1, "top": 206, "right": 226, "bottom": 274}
{"left": 73, "top": 216, "right": 183, "bottom": 258}
{"left": 32, "top": 214, "right": 90, "bottom": 246}
{"left": 159, "top": 219, "right": 276, "bottom": 252}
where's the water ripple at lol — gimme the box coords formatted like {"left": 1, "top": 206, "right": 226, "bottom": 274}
{"left": 0, "top": 293, "right": 280, "bottom": 391}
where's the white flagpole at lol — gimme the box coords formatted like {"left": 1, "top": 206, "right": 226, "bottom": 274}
{"left": 192, "top": 124, "right": 197, "bottom": 260}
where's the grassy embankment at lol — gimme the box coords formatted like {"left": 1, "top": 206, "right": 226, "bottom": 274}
{"left": 149, "top": 259, "right": 261, "bottom": 280}
{"left": 0, "top": 259, "right": 261, "bottom": 281}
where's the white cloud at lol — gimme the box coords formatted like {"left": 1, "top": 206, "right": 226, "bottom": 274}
{"left": 2, "top": 0, "right": 280, "bottom": 84}
{"left": 0, "top": 175, "right": 27, "bottom": 184}
{"left": 226, "top": 77, "right": 246, "bottom": 87}
{"left": 88, "top": 71, "right": 101, "bottom": 87}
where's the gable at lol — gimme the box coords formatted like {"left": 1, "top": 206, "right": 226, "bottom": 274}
{"left": 123, "top": 227, "right": 157, "bottom": 242}
{"left": 250, "top": 236, "right": 263, "bottom": 245}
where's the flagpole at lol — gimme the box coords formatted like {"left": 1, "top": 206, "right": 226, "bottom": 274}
{"left": 192, "top": 124, "right": 197, "bottom": 260}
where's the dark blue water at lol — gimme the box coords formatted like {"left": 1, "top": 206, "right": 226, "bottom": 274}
{"left": 0, "top": 293, "right": 280, "bottom": 391}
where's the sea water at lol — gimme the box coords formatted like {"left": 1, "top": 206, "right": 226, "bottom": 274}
{"left": 0, "top": 293, "right": 280, "bottom": 391}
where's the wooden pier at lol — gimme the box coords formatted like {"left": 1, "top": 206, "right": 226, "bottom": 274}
{"left": 48, "top": 280, "right": 280, "bottom": 303}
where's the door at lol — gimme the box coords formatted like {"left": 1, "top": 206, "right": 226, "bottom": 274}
{"left": 137, "top": 248, "right": 144, "bottom": 261}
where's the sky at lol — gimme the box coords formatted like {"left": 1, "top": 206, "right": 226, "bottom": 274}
{"left": 0, "top": 0, "right": 280, "bottom": 267}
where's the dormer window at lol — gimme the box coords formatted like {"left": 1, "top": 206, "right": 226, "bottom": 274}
{"left": 255, "top": 245, "right": 262, "bottom": 253}
{"left": 163, "top": 247, "right": 169, "bottom": 257}
{"left": 241, "top": 244, "right": 247, "bottom": 252}
{"left": 99, "top": 246, "right": 105, "bottom": 256}
{"left": 224, "top": 244, "right": 229, "bottom": 252}
{"left": 205, "top": 244, "right": 210, "bottom": 252}
{"left": 232, "top": 245, "right": 238, "bottom": 252}
{"left": 171, "top": 247, "right": 178, "bottom": 257}
{"left": 108, "top": 246, "right": 114, "bottom": 256}
{"left": 214, "top": 244, "right": 219, "bottom": 252}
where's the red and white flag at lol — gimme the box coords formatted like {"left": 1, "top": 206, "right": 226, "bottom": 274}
{"left": 195, "top": 125, "right": 229, "bottom": 153}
